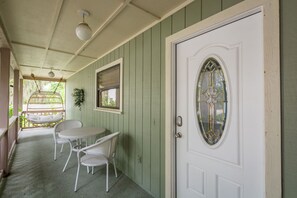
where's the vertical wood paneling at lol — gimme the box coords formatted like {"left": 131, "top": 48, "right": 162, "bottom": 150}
{"left": 95, "top": 60, "right": 100, "bottom": 128}
{"left": 151, "top": 23, "right": 161, "bottom": 197}
{"left": 91, "top": 64, "right": 96, "bottom": 127}
{"left": 103, "top": 56, "right": 109, "bottom": 129}
{"left": 160, "top": 17, "right": 172, "bottom": 198}
{"left": 84, "top": 68, "right": 89, "bottom": 127}
{"left": 99, "top": 59, "right": 104, "bottom": 128}
{"left": 82, "top": 69, "right": 86, "bottom": 123}
{"left": 186, "top": 0, "right": 202, "bottom": 27}
{"left": 107, "top": 53, "right": 113, "bottom": 131}
{"left": 97, "top": 59, "right": 103, "bottom": 128}
{"left": 222, "top": 0, "right": 242, "bottom": 9}
{"left": 123, "top": 42, "right": 130, "bottom": 174}
{"left": 118, "top": 45, "right": 125, "bottom": 171}
{"left": 91, "top": 65, "right": 95, "bottom": 127}
{"left": 92, "top": 63, "right": 96, "bottom": 127}
{"left": 172, "top": 8, "right": 186, "bottom": 34}
{"left": 135, "top": 34, "right": 143, "bottom": 185}
{"left": 110, "top": 51, "right": 116, "bottom": 132}
{"left": 99, "top": 59, "right": 105, "bottom": 128}
{"left": 85, "top": 67, "right": 89, "bottom": 126}
{"left": 103, "top": 54, "right": 110, "bottom": 131}
{"left": 281, "top": 0, "right": 297, "bottom": 197}
{"left": 108, "top": 54, "right": 113, "bottom": 131}
{"left": 202, "top": 0, "right": 222, "bottom": 19}
{"left": 142, "top": 29, "right": 152, "bottom": 191}
{"left": 113, "top": 48, "right": 119, "bottom": 136}
{"left": 100, "top": 57, "right": 105, "bottom": 128}
{"left": 89, "top": 63, "right": 98, "bottom": 127}
{"left": 129, "top": 39, "right": 136, "bottom": 179}
{"left": 82, "top": 69, "right": 88, "bottom": 125}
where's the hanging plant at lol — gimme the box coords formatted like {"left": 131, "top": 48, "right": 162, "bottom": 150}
{"left": 72, "top": 88, "right": 85, "bottom": 111}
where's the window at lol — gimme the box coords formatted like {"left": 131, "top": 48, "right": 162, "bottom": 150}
{"left": 95, "top": 58, "right": 123, "bottom": 113}
{"left": 196, "top": 57, "right": 228, "bottom": 146}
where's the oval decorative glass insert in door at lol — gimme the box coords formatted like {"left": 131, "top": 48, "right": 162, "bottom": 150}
{"left": 196, "top": 57, "right": 228, "bottom": 146}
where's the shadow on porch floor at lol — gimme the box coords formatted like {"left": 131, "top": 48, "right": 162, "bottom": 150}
{"left": 0, "top": 128, "right": 153, "bottom": 198}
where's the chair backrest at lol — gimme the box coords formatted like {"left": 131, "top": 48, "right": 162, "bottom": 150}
{"left": 85, "top": 132, "right": 120, "bottom": 160}
{"left": 54, "top": 120, "right": 83, "bottom": 132}
{"left": 53, "top": 120, "right": 83, "bottom": 140}
{"left": 106, "top": 132, "right": 119, "bottom": 159}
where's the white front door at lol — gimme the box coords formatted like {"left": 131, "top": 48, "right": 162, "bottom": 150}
{"left": 176, "top": 12, "right": 264, "bottom": 198}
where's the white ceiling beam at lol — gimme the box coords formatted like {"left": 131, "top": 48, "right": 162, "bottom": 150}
{"left": 61, "top": 0, "right": 133, "bottom": 70}
{"left": 11, "top": 41, "right": 96, "bottom": 59}
{"left": 22, "top": 75, "right": 66, "bottom": 82}
{"left": 40, "top": 0, "right": 65, "bottom": 69}
{"left": 128, "top": 2, "right": 161, "bottom": 20}
{"left": 20, "top": 64, "right": 75, "bottom": 73}
{"left": 11, "top": 41, "right": 46, "bottom": 50}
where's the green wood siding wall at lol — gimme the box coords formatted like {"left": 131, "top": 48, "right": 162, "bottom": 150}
{"left": 65, "top": 0, "right": 255, "bottom": 197}
{"left": 281, "top": 0, "right": 297, "bottom": 197}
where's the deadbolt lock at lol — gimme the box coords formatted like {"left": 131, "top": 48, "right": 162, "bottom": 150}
{"left": 175, "top": 132, "right": 182, "bottom": 138}
{"left": 176, "top": 116, "right": 183, "bottom": 127}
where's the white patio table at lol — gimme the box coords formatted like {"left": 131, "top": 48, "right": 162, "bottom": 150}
{"left": 59, "top": 127, "right": 106, "bottom": 140}
{"left": 59, "top": 127, "right": 106, "bottom": 172}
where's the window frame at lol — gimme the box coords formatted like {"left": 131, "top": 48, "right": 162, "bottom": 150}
{"left": 94, "top": 58, "right": 123, "bottom": 114}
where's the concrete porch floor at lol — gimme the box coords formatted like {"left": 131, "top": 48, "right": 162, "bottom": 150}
{"left": 0, "top": 128, "right": 153, "bottom": 198}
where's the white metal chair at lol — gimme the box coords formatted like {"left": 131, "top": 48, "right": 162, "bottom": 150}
{"left": 74, "top": 132, "right": 120, "bottom": 192}
{"left": 53, "top": 120, "right": 83, "bottom": 171}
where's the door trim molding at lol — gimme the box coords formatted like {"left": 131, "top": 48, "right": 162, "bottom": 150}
{"left": 165, "top": 0, "right": 281, "bottom": 197}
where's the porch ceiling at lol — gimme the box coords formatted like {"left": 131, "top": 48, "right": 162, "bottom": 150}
{"left": 0, "top": 0, "right": 192, "bottom": 80}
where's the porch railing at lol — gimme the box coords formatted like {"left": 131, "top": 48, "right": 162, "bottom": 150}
{"left": 0, "top": 116, "right": 18, "bottom": 179}
{"left": 20, "top": 110, "right": 65, "bottom": 129}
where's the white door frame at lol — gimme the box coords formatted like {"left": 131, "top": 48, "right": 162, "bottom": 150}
{"left": 165, "top": 0, "right": 281, "bottom": 198}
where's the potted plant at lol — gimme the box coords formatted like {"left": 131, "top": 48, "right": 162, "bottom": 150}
{"left": 72, "top": 88, "right": 85, "bottom": 111}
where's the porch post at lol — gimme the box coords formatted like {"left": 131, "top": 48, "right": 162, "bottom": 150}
{"left": 19, "top": 79, "right": 23, "bottom": 112}
{"left": 13, "top": 70, "right": 19, "bottom": 116}
{"left": 13, "top": 69, "right": 20, "bottom": 139}
{"left": 0, "top": 48, "right": 10, "bottom": 176}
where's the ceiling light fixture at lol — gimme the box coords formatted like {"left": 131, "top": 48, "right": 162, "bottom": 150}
{"left": 76, "top": 9, "right": 92, "bottom": 41}
{"left": 48, "top": 68, "right": 55, "bottom": 78}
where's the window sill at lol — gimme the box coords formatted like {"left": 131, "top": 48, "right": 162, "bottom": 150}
{"left": 93, "top": 108, "right": 122, "bottom": 114}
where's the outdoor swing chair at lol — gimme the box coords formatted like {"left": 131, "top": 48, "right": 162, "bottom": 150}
{"left": 23, "top": 74, "right": 65, "bottom": 128}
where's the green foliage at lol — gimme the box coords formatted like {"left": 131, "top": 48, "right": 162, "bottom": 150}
{"left": 102, "top": 96, "right": 116, "bottom": 107}
{"left": 19, "top": 113, "right": 26, "bottom": 126}
{"left": 72, "top": 88, "right": 85, "bottom": 111}
{"left": 9, "top": 105, "right": 13, "bottom": 118}
{"left": 47, "top": 82, "right": 65, "bottom": 102}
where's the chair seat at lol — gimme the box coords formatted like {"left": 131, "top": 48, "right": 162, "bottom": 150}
{"left": 56, "top": 138, "right": 69, "bottom": 144}
{"left": 81, "top": 154, "right": 108, "bottom": 167}
{"left": 74, "top": 132, "right": 120, "bottom": 192}
{"left": 84, "top": 147, "right": 105, "bottom": 156}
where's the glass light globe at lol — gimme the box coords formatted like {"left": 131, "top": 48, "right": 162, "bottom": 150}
{"left": 76, "top": 22, "right": 92, "bottom": 41}
{"left": 48, "top": 71, "right": 55, "bottom": 78}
